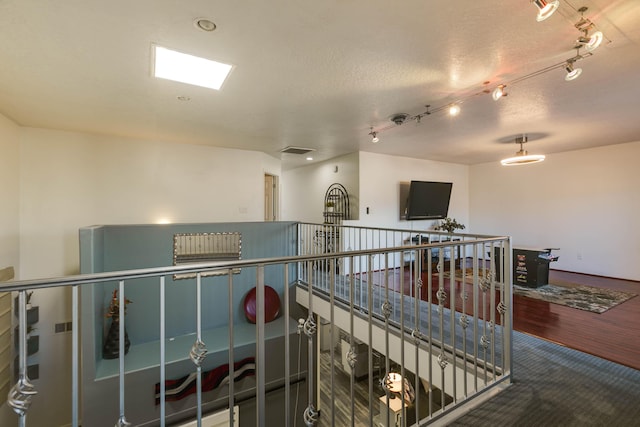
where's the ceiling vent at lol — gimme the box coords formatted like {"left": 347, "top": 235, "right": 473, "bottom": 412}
{"left": 280, "top": 146, "right": 315, "bottom": 155}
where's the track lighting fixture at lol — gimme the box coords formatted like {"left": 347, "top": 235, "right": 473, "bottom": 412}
{"left": 564, "top": 61, "right": 582, "bottom": 81}
{"left": 577, "top": 30, "right": 603, "bottom": 52}
{"left": 574, "top": 7, "right": 604, "bottom": 52}
{"left": 501, "top": 135, "right": 545, "bottom": 166}
{"left": 369, "top": 127, "right": 380, "bottom": 143}
{"left": 531, "top": 0, "right": 559, "bottom": 22}
{"left": 492, "top": 85, "right": 507, "bottom": 101}
{"left": 364, "top": 6, "right": 603, "bottom": 143}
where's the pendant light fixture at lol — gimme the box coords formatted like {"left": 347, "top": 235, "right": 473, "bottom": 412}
{"left": 531, "top": 0, "right": 560, "bottom": 22}
{"left": 501, "top": 135, "right": 545, "bottom": 166}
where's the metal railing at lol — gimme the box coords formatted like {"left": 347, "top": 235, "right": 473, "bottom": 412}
{"left": 297, "top": 223, "right": 512, "bottom": 425}
{"left": 3, "top": 222, "right": 512, "bottom": 426}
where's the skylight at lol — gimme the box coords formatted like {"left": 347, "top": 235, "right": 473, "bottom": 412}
{"left": 153, "top": 45, "right": 233, "bottom": 90}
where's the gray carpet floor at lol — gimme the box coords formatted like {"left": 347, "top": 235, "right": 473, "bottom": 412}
{"left": 451, "top": 331, "right": 640, "bottom": 427}
{"left": 307, "top": 273, "right": 640, "bottom": 426}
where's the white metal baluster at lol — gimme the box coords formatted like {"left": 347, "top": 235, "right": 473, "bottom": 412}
{"left": 472, "top": 245, "right": 479, "bottom": 392}
{"left": 505, "top": 238, "right": 514, "bottom": 377}
{"left": 256, "top": 265, "right": 265, "bottom": 427}
{"left": 382, "top": 252, "right": 391, "bottom": 427}
{"left": 8, "top": 290, "right": 37, "bottom": 427}
{"left": 437, "top": 247, "right": 447, "bottom": 410}
{"left": 197, "top": 274, "right": 203, "bottom": 427}
{"left": 329, "top": 258, "right": 336, "bottom": 427}
{"left": 367, "top": 255, "right": 374, "bottom": 426}
{"left": 498, "top": 241, "right": 506, "bottom": 371}
{"left": 116, "top": 280, "right": 131, "bottom": 427}
{"left": 399, "top": 251, "right": 406, "bottom": 426}
{"left": 189, "top": 273, "right": 207, "bottom": 427}
{"left": 302, "top": 261, "right": 318, "bottom": 426}
{"left": 489, "top": 243, "right": 497, "bottom": 379}
{"left": 228, "top": 269, "right": 235, "bottom": 427}
{"left": 348, "top": 256, "right": 356, "bottom": 427}
{"left": 283, "top": 264, "right": 290, "bottom": 427}
{"left": 72, "top": 285, "right": 79, "bottom": 427}
{"left": 460, "top": 244, "right": 469, "bottom": 398}
{"left": 159, "top": 276, "right": 166, "bottom": 427}
{"left": 427, "top": 249, "right": 434, "bottom": 417}
{"left": 413, "top": 249, "right": 421, "bottom": 424}
{"left": 449, "top": 242, "right": 457, "bottom": 403}
{"left": 359, "top": 228, "right": 364, "bottom": 311}
{"left": 481, "top": 247, "right": 489, "bottom": 385}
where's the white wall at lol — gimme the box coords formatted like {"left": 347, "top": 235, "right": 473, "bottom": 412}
{"left": 0, "top": 114, "right": 20, "bottom": 273}
{"left": 469, "top": 141, "right": 640, "bottom": 281}
{"left": 281, "top": 152, "right": 359, "bottom": 223}
{"left": 14, "top": 127, "right": 280, "bottom": 426}
{"left": 19, "top": 127, "right": 277, "bottom": 278}
{"left": 353, "top": 152, "right": 469, "bottom": 231}
{"left": 0, "top": 114, "right": 20, "bottom": 422}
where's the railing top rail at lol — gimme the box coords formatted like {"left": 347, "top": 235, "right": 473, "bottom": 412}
{"left": 2, "top": 223, "right": 509, "bottom": 292}
{"left": 299, "top": 222, "right": 507, "bottom": 240}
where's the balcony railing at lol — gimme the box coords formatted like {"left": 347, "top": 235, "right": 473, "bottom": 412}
{"left": 2, "top": 222, "right": 511, "bottom": 426}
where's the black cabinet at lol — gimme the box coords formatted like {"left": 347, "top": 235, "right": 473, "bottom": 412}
{"left": 495, "top": 247, "right": 559, "bottom": 288}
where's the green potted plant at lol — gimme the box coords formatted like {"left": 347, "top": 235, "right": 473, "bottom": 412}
{"left": 434, "top": 217, "right": 465, "bottom": 234}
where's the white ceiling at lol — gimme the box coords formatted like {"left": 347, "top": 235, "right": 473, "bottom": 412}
{"left": 1, "top": 0, "right": 639, "bottom": 169}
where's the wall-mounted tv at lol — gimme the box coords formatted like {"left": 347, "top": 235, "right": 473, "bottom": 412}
{"left": 405, "top": 180, "right": 453, "bottom": 220}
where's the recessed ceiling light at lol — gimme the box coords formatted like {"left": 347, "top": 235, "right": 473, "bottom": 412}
{"left": 306, "top": 157, "right": 314, "bottom": 161}
{"left": 193, "top": 18, "right": 217, "bottom": 32}
{"left": 153, "top": 45, "right": 233, "bottom": 90}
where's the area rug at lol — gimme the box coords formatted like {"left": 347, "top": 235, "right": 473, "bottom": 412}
{"left": 440, "top": 269, "right": 636, "bottom": 314}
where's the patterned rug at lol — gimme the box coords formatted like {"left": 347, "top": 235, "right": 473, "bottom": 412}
{"left": 441, "top": 269, "right": 636, "bottom": 314}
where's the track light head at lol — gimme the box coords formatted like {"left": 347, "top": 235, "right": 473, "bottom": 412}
{"left": 492, "top": 85, "right": 507, "bottom": 101}
{"left": 369, "top": 127, "right": 380, "bottom": 143}
{"left": 577, "top": 30, "right": 603, "bottom": 52}
{"left": 564, "top": 61, "right": 582, "bottom": 81}
{"left": 532, "top": 0, "right": 560, "bottom": 22}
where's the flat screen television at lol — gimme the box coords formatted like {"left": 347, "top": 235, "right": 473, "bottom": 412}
{"left": 405, "top": 180, "right": 453, "bottom": 220}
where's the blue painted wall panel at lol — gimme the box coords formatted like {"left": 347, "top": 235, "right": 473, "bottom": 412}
{"left": 80, "top": 222, "right": 298, "bottom": 348}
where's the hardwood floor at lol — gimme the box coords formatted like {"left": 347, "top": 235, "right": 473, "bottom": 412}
{"left": 382, "top": 266, "right": 640, "bottom": 371}
{"left": 514, "top": 269, "right": 640, "bottom": 371}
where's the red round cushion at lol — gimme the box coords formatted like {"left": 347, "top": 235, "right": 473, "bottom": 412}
{"left": 243, "top": 285, "right": 281, "bottom": 324}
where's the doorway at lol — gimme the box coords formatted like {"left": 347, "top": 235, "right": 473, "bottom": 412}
{"left": 264, "top": 174, "right": 278, "bottom": 221}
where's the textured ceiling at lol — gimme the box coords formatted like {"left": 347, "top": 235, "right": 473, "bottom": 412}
{"left": 1, "top": 0, "right": 639, "bottom": 169}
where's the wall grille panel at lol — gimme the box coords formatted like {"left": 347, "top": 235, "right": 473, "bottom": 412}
{"left": 173, "top": 233, "right": 241, "bottom": 279}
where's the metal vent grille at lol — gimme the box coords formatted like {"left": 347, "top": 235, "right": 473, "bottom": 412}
{"left": 173, "top": 232, "right": 241, "bottom": 279}
{"left": 280, "top": 146, "right": 315, "bottom": 155}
